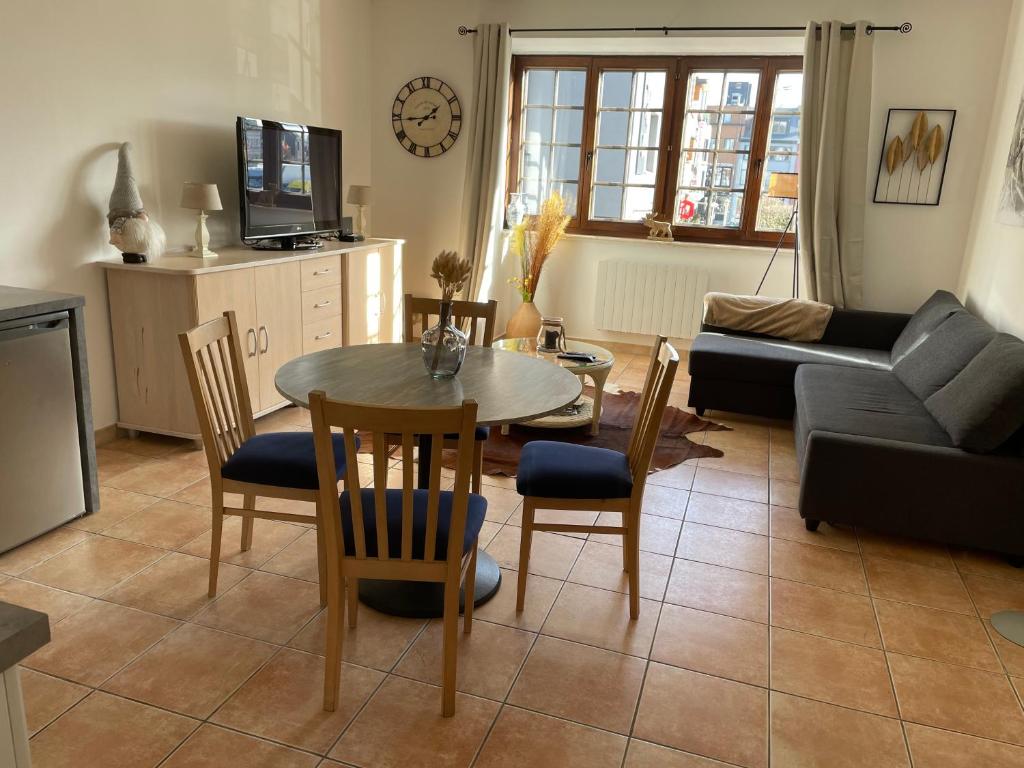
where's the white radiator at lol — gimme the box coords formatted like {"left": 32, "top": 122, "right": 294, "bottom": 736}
{"left": 594, "top": 260, "right": 710, "bottom": 339}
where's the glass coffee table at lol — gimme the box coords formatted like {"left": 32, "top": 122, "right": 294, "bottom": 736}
{"left": 492, "top": 338, "right": 614, "bottom": 435}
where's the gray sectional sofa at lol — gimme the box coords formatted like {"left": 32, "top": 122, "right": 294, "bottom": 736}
{"left": 687, "top": 291, "right": 1024, "bottom": 559}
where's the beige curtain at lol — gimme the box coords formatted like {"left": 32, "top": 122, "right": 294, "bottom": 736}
{"left": 799, "top": 20, "right": 873, "bottom": 308}
{"left": 459, "top": 23, "right": 511, "bottom": 301}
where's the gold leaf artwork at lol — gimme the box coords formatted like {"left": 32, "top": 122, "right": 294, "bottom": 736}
{"left": 885, "top": 135, "right": 904, "bottom": 174}
{"left": 909, "top": 111, "right": 928, "bottom": 150}
{"left": 925, "top": 124, "right": 944, "bottom": 164}
{"left": 902, "top": 133, "right": 916, "bottom": 166}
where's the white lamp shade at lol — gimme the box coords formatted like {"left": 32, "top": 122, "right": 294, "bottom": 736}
{"left": 180, "top": 182, "right": 223, "bottom": 211}
{"left": 347, "top": 185, "right": 371, "bottom": 206}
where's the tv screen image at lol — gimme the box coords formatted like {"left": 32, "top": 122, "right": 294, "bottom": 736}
{"left": 236, "top": 117, "right": 342, "bottom": 247}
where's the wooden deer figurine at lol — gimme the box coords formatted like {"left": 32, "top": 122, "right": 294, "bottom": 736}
{"left": 643, "top": 212, "right": 673, "bottom": 241}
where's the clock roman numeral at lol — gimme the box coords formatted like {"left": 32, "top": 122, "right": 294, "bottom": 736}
{"left": 448, "top": 130, "right": 458, "bottom": 140}
{"left": 395, "top": 129, "right": 407, "bottom": 142}
{"left": 420, "top": 77, "right": 430, "bottom": 89}
{"left": 447, "top": 95, "right": 458, "bottom": 105}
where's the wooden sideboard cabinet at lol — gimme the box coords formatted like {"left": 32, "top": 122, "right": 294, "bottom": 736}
{"left": 100, "top": 239, "right": 403, "bottom": 439}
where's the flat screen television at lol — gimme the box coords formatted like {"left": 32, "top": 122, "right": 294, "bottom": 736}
{"left": 236, "top": 117, "right": 342, "bottom": 249}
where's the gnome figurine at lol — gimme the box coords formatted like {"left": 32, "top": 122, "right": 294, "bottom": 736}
{"left": 107, "top": 142, "right": 165, "bottom": 263}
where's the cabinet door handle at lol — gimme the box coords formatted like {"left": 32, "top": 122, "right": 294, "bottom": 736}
{"left": 314, "top": 299, "right": 332, "bottom": 308}
{"left": 314, "top": 330, "right": 332, "bottom": 340}
{"left": 246, "top": 328, "right": 257, "bottom": 357}
{"left": 313, "top": 268, "right": 331, "bottom": 276}
{"left": 258, "top": 325, "right": 269, "bottom": 354}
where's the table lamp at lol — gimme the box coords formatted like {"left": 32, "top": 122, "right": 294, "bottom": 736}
{"left": 754, "top": 171, "right": 800, "bottom": 298}
{"left": 180, "top": 182, "right": 223, "bottom": 258}
{"left": 347, "top": 185, "right": 371, "bottom": 241}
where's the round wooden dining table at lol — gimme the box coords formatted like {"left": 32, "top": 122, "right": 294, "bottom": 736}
{"left": 275, "top": 342, "right": 583, "bottom": 617}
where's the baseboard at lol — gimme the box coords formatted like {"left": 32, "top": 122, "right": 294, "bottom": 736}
{"left": 94, "top": 423, "right": 123, "bottom": 447}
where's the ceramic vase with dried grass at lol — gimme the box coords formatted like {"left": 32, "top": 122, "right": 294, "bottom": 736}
{"left": 506, "top": 192, "right": 571, "bottom": 338}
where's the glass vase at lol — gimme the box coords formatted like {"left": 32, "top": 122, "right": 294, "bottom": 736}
{"left": 421, "top": 300, "right": 468, "bottom": 379}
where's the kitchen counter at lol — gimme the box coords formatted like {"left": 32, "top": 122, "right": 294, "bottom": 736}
{"left": 0, "top": 285, "right": 84, "bottom": 323}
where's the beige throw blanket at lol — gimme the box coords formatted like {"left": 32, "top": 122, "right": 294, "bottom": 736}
{"left": 703, "top": 292, "right": 834, "bottom": 343}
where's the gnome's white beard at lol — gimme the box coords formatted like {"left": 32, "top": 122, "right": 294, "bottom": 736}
{"left": 111, "top": 217, "right": 166, "bottom": 258}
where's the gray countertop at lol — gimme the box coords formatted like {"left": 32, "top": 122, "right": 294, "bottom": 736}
{"left": 0, "top": 601, "right": 49, "bottom": 671}
{"left": 0, "top": 285, "right": 84, "bottom": 323}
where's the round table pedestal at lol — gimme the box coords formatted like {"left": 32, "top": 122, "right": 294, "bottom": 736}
{"left": 357, "top": 551, "right": 502, "bottom": 618}
{"left": 992, "top": 610, "right": 1024, "bottom": 648}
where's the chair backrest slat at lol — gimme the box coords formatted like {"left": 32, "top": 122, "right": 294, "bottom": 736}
{"left": 179, "top": 311, "right": 256, "bottom": 477}
{"left": 308, "top": 393, "right": 479, "bottom": 569}
{"left": 403, "top": 294, "right": 497, "bottom": 347}
{"left": 626, "top": 336, "right": 679, "bottom": 495}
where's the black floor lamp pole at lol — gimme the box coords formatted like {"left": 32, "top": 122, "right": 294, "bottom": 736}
{"left": 755, "top": 202, "right": 799, "bottom": 298}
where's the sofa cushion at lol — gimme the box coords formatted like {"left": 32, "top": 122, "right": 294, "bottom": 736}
{"left": 890, "top": 290, "right": 964, "bottom": 363}
{"left": 339, "top": 488, "right": 487, "bottom": 560}
{"left": 892, "top": 311, "right": 995, "bottom": 400}
{"left": 925, "top": 334, "right": 1024, "bottom": 452}
{"left": 517, "top": 441, "right": 633, "bottom": 499}
{"left": 795, "top": 365, "right": 953, "bottom": 453}
{"left": 688, "top": 332, "right": 890, "bottom": 387}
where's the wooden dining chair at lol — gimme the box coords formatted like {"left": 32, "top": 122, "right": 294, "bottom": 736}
{"left": 309, "top": 392, "right": 486, "bottom": 717}
{"left": 514, "top": 336, "right": 679, "bottom": 619}
{"left": 178, "top": 311, "right": 354, "bottom": 605}
{"left": 402, "top": 293, "right": 498, "bottom": 492}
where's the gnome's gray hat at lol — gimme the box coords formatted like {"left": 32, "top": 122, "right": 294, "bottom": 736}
{"left": 108, "top": 142, "right": 144, "bottom": 222}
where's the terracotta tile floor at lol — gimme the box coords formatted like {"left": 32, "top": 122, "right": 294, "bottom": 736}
{"left": 6, "top": 349, "right": 1024, "bottom": 766}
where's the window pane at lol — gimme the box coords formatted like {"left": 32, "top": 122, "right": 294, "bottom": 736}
{"left": 551, "top": 182, "right": 579, "bottom": 216}
{"left": 556, "top": 70, "right": 586, "bottom": 106}
{"left": 554, "top": 109, "right": 583, "bottom": 144}
{"left": 521, "top": 145, "right": 550, "bottom": 180}
{"left": 627, "top": 149, "right": 659, "bottom": 184}
{"left": 674, "top": 189, "right": 708, "bottom": 226}
{"left": 598, "top": 111, "right": 629, "bottom": 146}
{"left": 628, "top": 111, "right": 662, "bottom": 148}
{"left": 681, "top": 112, "right": 720, "bottom": 151}
{"left": 552, "top": 146, "right": 580, "bottom": 180}
{"left": 600, "top": 71, "right": 634, "bottom": 108}
{"left": 708, "top": 191, "right": 744, "bottom": 228}
{"left": 622, "top": 187, "right": 655, "bottom": 221}
{"left": 633, "top": 72, "right": 666, "bottom": 109}
{"left": 524, "top": 107, "right": 553, "bottom": 144}
{"left": 595, "top": 148, "right": 627, "bottom": 184}
{"left": 713, "top": 152, "right": 748, "bottom": 189}
{"left": 723, "top": 72, "right": 759, "bottom": 110}
{"left": 756, "top": 194, "right": 796, "bottom": 232}
{"left": 687, "top": 72, "right": 724, "bottom": 110}
{"left": 592, "top": 186, "right": 623, "bottom": 219}
{"left": 768, "top": 114, "right": 800, "bottom": 152}
{"left": 525, "top": 70, "right": 555, "bottom": 105}
{"left": 773, "top": 72, "right": 802, "bottom": 110}
{"left": 678, "top": 151, "right": 713, "bottom": 188}
{"left": 720, "top": 113, "right": 755, "bottom": 150}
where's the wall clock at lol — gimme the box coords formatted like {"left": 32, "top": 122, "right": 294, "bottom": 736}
{"left": 392, "top": 76, "right": 461, "bottom": 158}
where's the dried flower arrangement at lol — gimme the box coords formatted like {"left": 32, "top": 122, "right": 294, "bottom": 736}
{"left": 509, "top": 192, "right": 571, "bottom": 303}
{"left": 430, "top": 250, "right": 472, "bottom": 302}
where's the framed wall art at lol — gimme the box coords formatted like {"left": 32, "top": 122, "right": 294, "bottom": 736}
{"left": 873, "top": 108, "right": 956, "bottom": 205}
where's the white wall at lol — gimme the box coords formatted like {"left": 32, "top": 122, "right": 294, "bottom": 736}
{"left": 369, "top": 0, "right": 1011, "bottom": 344}
{"left": 0, "top": 0, "right": 372, "bottom": 431}
{"left": 959, "top": 0, "right": 1024, "bottom": 337}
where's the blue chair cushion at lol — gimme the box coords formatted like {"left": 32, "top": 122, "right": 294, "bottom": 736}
{"left": 516, "top": 441, "right": 633, "bottom": 499}
{"left": 221, "top": 432, "right": 354, "bottom": 490}
{"left": 443, "top": 426, "right": 490, "bottom": 441}
{"left": 339, "top": 488, "right": 487, "bottom": 559}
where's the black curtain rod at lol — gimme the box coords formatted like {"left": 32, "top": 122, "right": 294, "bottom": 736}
{"left": 457, "top": 22, "right": 912, "bottom": 36}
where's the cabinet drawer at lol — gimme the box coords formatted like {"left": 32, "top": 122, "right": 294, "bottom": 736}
{"left": 300, "top": 255, "right": 341, "bottom": 291}
{"left": 303, "top": 316, "right": 342, "bottom": 354}
{"left": 301, "top": 285, "right": 341, "bottom": 324}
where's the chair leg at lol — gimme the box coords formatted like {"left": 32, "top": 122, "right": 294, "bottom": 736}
{"left": 463, "top": 542, "right": 478, "bottom": 634}
{"left": 441, "top": 570, "right": 460, "bottom": 717}
{"left": 627, "top": 519, "right": 641, "bottom": 620}
{"left": 346, "top": 577, "right": 358, "bottom": 628}
{"left": 208, "top": 496, "right": 225, "bottom": 598}
{"left": 240, "top": 493, "right": 256, "bottom": 552}
{"left": 516, "top": 500, "right": 535, "bottom": 613}
{"left": 312, "top": 500, "right": 327, "bottom": 608}
{"left": 322, "top": 567, "right": 345, "bottom": 712}
{"left": 472, "top": 439, "right": 483, "bottom": 494}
